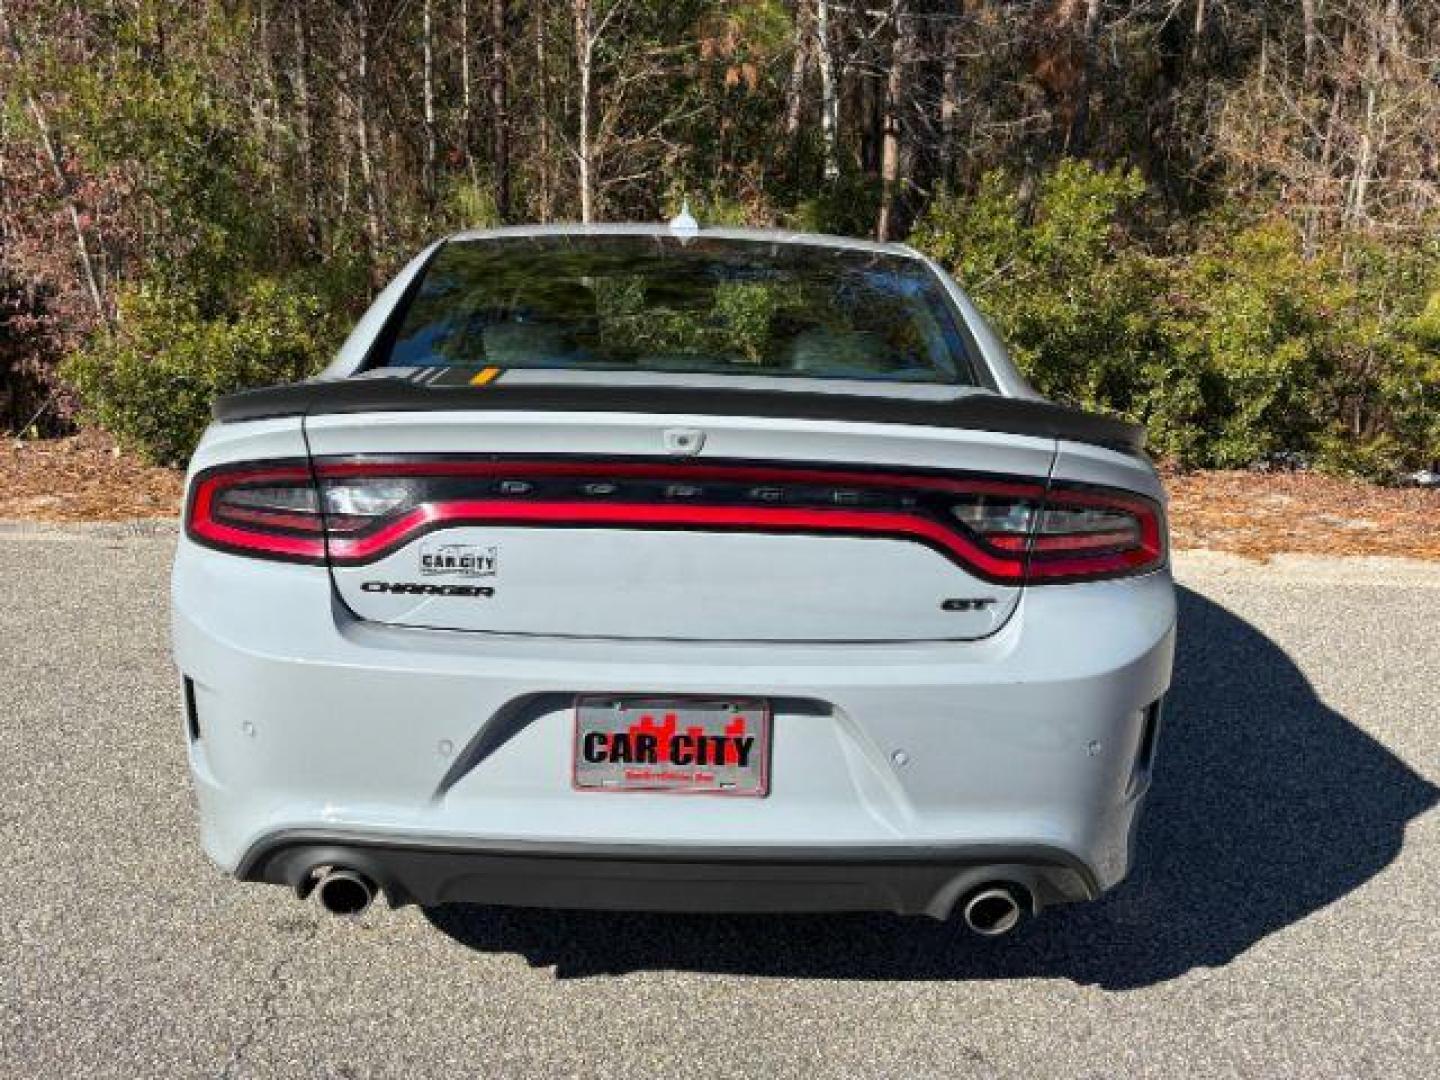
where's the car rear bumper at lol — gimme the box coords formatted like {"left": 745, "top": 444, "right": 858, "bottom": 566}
{"left": 174, "top": 540, "right": 1175, "bottom": 914}
{"left": 240, "top": 831, "right": 1097, "bottom": 918}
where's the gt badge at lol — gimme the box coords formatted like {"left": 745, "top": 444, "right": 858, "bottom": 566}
{"left": 941, "top": 598, "right": 998, "bottom": 612}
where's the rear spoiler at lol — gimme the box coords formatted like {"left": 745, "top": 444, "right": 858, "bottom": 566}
{"left": 213, "top": 378, "right": 1146, "bottom": 455}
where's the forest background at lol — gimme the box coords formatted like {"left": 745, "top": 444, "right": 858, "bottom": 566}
{"left": 2, "top": 0, "right": 1438, "bottom": 477}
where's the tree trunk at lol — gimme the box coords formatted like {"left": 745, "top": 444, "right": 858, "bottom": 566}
{"left": 1188, "top": 0, "right": 1206, "bottom": 68}
{"left": 1065, "top": 0, "right": 1102, "bottom": 155}
{"left": 574, "top": 0, "right": 595, "bottom": 221}
{"left": 290, "top": 1, "right": 320, "bottom": 252}
{"left": 815, "top": 0, "right": 840, "bottom": 179}
{"left": 1361, "top": 18, "right": 1380, "bottom": 225}
{"left": 1347, "top": 2, "right": 1393, "bottom": 225}
{"left": 783, "top": 0, "right": 811, "bottom": 151}
{"left": 1383, "top": 0, "right": 1403, "bottom": 55}
{"left": 491, "top": 0, "right": 510, "bottom": 220}
{"left": 861, "top": 52, "right": 883, "bottom": 175}
{"left": 256, "top": 0, "right": 279, "bottom": 242}
{"left": 939, "top": 19, "right": 962, "bottom": 187}
{"left": 1308, "top": 83, "right": 1345, "bottom": 252}
{"left": 876, "top": 2, "right": 910, "bottom": 241}
{"left": 535, "top": 2, "right": 552, "bottom": 220}
{"left": 352, "top": 0, "right": 384, "bottom": 285}
{"left": 422, "top": 0, "right": 438, "bottom": 206}
{"left": 462, "top": 0, "right": 474, "bottom": 168}
{"left": 25, "top": 97, "right": 108, "bottom": 323}
{"left": 1300, "top": 0, "right": 1318, "bottom": 77}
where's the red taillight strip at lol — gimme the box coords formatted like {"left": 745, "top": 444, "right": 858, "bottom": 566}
{"left": 1027, "top": 486, "right": 1166, "bottom": 582}
{"left": 1027, "top": 544, "right": 1163, "bottom": 580}
{"left": 326, "top": 500, "right": 1030, "bottom": 581}
{"left": 985, "top": 533, "right": 1029, "bottom": 552}
{"left": 186, "top": 463, "right": 326, "bottom": 562}
{"left": 187, "top": 456, "right": 1167, "bottom": 582}
{"left": 211, "top": 504, "right": 327, "bottom": 533}
{"left": 190, "top": 517, "right": 325, "bottom": 560}
{"left": 1028, "top": 529, "right": 1140, "bottom": 553}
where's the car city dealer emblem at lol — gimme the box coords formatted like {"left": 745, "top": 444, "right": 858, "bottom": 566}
{"left": 419, "top": 540, "right": 498, "bottom": 577}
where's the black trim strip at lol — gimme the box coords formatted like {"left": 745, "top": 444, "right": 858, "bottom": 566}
{"left": 236, "top": 828, "right": 1100, "bottom": 914}
{"left": 182, "top": 677, "right": 200, "bottom": 742}
{"left": 214, "top": 380, "right": 1145, "bottom": 454}
{"left": 239, "top": 828, "right": 1099, "bottom": 880}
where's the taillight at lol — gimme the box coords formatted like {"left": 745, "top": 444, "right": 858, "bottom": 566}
{"left": 185, "top": 462, "right": 325, "bottom": 562}
{"left": 186, "top": 456, "right": 1165, "bottom": 583}
{"left": 943, "top": 485, "right": 1164, "bottom": 581}
{"left": 1025, "top": 485, "right": 1166, "bottom": 582}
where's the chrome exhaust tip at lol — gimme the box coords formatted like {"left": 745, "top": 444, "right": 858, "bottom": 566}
{"left": 314, "top": 869, "right": 375, "bottom": 917}
{"left": 961, "top": 885, "right": 1024, "bottom": 937}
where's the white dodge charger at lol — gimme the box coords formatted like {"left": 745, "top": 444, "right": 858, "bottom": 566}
{"left": 173, "top": 223, "right": 1174, "bottom": 936}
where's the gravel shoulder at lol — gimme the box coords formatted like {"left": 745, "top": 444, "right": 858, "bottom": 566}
{"left": 1, "top": 530, "right": 1436, "bottom": 1079}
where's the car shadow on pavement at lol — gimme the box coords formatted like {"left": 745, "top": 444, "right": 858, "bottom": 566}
{"left": 424, "top": 586, "right": 1438, "bottom": 988}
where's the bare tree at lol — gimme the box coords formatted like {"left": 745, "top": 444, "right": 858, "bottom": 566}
{"left": 571, "top": 0, "right": 629, "bottom": 221}
{"left": 492, "top": 0, "right": 511, "bottom": 219}
{"left": 349, "top": 0, "right": 384, "bottom": 282}
{"left": 288, "top": 1, "right": 320, "bottom": 250}
{"left": 422, "top": 0, "right": 438, "bottom": 205}
{"left": 783, "top": 0, "right": 812, "bottom": 152}
{"left": 535, "top": 1, "right": 553, "bottom": 219}
{"left": 1188, "top": 0, "right": 1206, "bottom": 68}
{"left": 1066, "top": 0, "right": 1103, "bottom": 154}
{"left": 815, "top": 0, "right": 840, "bottom": 179}
{"left": 460, "top": 0, "right": 476, "bottom": 178}
{"left": 1300, "top": 0, "right": 1319, "bottom": 76}
{"left": 574, "top": 0, "right": 596, "bottom": 220}
{"left": 939, "top": 16, "right": 964, "bottom": 184}
{"left": 876, "top": 1, "right": 912, "bottom": 240}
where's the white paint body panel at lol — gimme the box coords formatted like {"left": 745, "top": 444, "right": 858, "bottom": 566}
{"left": 337, "top": 530, "right": 1012, "bottom": 641}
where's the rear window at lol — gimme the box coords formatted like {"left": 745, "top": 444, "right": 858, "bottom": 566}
{"left": 369, "top": 234, "right": 983, "bottom": 385}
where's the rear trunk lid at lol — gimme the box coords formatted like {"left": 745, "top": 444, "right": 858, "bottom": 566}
{"left": 301, "top": 382, "right": 1063, "bottom": 643}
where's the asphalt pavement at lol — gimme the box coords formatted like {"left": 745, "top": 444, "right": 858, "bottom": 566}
{"left": 1, "top": 522, "right": 1437, "bottom": 1078}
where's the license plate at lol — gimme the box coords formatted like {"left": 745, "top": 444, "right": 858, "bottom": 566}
{"left": 573, "top": 695, "right": 770, "bottom": 796}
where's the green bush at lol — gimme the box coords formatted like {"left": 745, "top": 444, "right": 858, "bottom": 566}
{"left": 786, "top": 171, "right": 884, "bottom": 237}
{"left": 63, "top": 278, "right": 343, "bottom": 465}
{"left": 1323, "top": 246, "right": 1440, "bottom": 477}
{"left": 911, "top": 161, "right": 1440, "bottom": 478}
{"left": 1159, "top": 220, "right": 1440, "bottom": 476}
{"left": 1157, "top": 220, "right": 1340, "bottom": 467}
{"left": 441, "top": 177, "right": 503, "bottom": 233}
{"left": 910, "top": 161, "right": 1163, "bottom": 417}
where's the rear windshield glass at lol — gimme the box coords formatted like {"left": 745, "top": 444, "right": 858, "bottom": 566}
{"left": 371, "top": 235, "right": 981, "bottom": 385}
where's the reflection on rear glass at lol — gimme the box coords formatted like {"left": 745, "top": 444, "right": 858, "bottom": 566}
{"left": 376, "top": 235, "right": 979, "bottom": 385}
